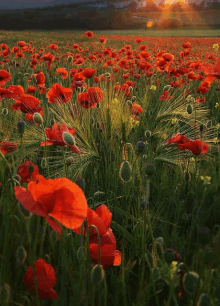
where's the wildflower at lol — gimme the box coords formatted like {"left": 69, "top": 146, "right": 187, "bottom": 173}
{"left": 0, "top": 70, "right": 12, "bottom": 86}
{"left": 23, "top": 258, "right": 58, "bottom": 299}
{"left": 0, "top": 141, "right": 17, "bottom": 155}
{"left": 215, "top": 103, "right": 219, "bottom": 108}
{"left": 200, "top": 176, "right": 211, "bottom": 185}
{"left": 17, "top": 161, "right": 39, "bottom": 183}
{"left": 46, "top": 83, "right": 73, "bottom": 104}
{"left": 150, "top": 85, "right": 156, "bottom": 90}
{"left": 14, "top": 175, "right": 88, "bottom": 236}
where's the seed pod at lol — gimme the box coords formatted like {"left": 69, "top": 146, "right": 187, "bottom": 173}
{"left": 197, "top": 226, "right": 210, "bottom": 245}
{"left": 0, "top": 283, "right": 11, "bottom": 303}
{"left": 145, "top": 163, "right": 154, "bottom": 177}
{"left": 197, "top": 293, "right": 210, "bottom": 306}
{"left": 15, "top": 245, "right": 27, "bottom": 265}
{"left": 136, "top": 141, "right": 146, "bottom": 154}
{"left": 66, "top": 156, "right": 74, "bottom": 166}
{"left": 91, "top": 264, "right": 104, "bottom": 286}
{"left": 183, "top": 271, "right": 199, "bottom": 295}
{"left": 75, "top": 177, "right": 85, "bottom": 192}
{"left": 187, "top": 104, "right": 193, "bottom": 114}
{"left": 2, "top": 108, "right": 8, "bottom": 115}
{"left": 17, "top": 121, "right": 26, "bottom": 137}
{"left": 164, "top": 248, "right": 175, "bottom": 264}
{"left": 40, "top": 158, "right": 47, "bottom": 169}
{"left": 33, "top": 112, "right": 43, "bottom": 125}
{"left": 62, "top": 132, "right": 76, "bottom": 146}
{"left": 119, "top": 160, "right": 132, "bottom": 182}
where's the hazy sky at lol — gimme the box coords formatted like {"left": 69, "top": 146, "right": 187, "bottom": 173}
{"left": 0, "top": 0, "right": 97, "bottom": 9}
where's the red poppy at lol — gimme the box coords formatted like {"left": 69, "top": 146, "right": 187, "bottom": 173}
{"left": 40, "top": 123, "right": 79, "bottom": 154}
{"left": 89, "top": 228, "right": 121, "bottom": 269}
{"left": 182, "top": 42, "right": 191, "bottom": 49}
{"left": 26, "top": 85, "right": 36, "bottom": 94}
{"left": 178, "top": 139, "right": 208, "bottom": 155}
{"left": 135, "top": 38, "right": 142, "bottom": 44}
{"left": 71, "top": 72, "right": 86, "bottom": 89}
{"left": 162, "top": 53, "right": 174, "bottom": 62}
{"left": 82, "top": 67, "right": 96, "bottom": 79}
{"left": 166, "top": 133, "right": 190, "bottom": 145}
{"left": 77, "top": 92, "right": 94, "bottom": 109}
{"left": 11, "top": 94, "right": 42, "bottom": 114}
{"left": 0, "top": 141, "right": 17, "bottom": 155}
{"left": 32, "top": 71, "right": 45, "bottom": 87}
{"left": 0, "top": 70, "right": 11, "bottom": 86}
{"left": 17, "top": 160, "right": 39, "bottom": 183}
{"left": 46, "top": 83, "right": 73, "bottom": 104}
{"left": 17, "top": 41, "right": 26, "bottom": 47}
{"left": 203, "top": 57, "right": 220, "bottom": 84}
{"left": 87, "top": 87, "right": 104, "bottom": 104}
{"left": 130, "top": 104, "right": 144, "bottom": 115}
{"left": 99, "top": 38, "right": 106, "bottom": 44}
{"left": 56, "top": 68, "right": 68, "bottom": 79}
{"left": 74, "top": 204, "right": 112, "bottom": 236}
{"left": 23, "top": 258, "right": 58, "bottom": 299}
{"left": 49, "top": 44, "right": 59, "bottom": 51}
{"left": 14, "top": 175, "right": 88, "bottom": 236}
{"left": 85, "top": 31, "right": 94, "bottom": 38}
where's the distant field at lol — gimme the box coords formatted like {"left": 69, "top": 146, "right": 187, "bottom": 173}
{"left": 92, "top": 28, "right": 220, "bottom": 37}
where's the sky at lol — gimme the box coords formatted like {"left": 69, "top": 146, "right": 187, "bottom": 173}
{"left": 0, "top": 0, "right": 97, "bottom": 9}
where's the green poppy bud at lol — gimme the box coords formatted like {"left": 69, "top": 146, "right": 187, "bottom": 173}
{"left": 197, "top": 293, "right": 210, "bottom": 306}
{"left": 145, "top": 130, "right": 152, "bottom": 138}
{"left": 136, "top": 141, "right": 146, "bottom": 154}
{"left": 2, "top": 108, "right": 8, "bottom": 115}
{"left": 63, "top": 132, "right": 76, "bottom": 146}
{"left": 66, "top": 157, "right": 74, "bottom": 166}
{"left": 28, "top": 165, "right": 34, "bottom": 174}
{"left": 127, "top": 100, "right": 132, "bottom": 107}
{"left": 94, "top": 191, "right": 105, "bottom": 199}
{"left": 187, "top": 104, "right": 193, "bottom": 114}
{"left": 91, "top": 264, "right": 104, "bottom": 286}
{"left": 183, "top": 271, "right": 199, "bottom": 295}
{"left": 67, "top": 56, "right": 73, "bottom": 63}
{"left": 119, "top": 160, "right": 132, "bottom": 182}
{"left": 164, "top": 248, "right": 175, "bottom": 264}
{"left": 15, "top": 245, "right": 27, "bottom": 265}
{"left": 17, "top": 121, "right": 26, "bottom": 137}
{"left": 145, "top": 163, "right": 154, "bottom": 176}
{"left": 33, "top": 112, "right": 43, "bottom": 125}
{"left": 75, "top": 177, "right": 85, "bottom": 192}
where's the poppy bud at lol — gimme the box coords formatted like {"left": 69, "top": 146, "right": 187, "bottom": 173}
{"left": 152, "top": 267, "right": 160, "bottom": 282}
{"left": 14, "top": 174, "right": 21, "bottom": 182}
{"left": 75, "top": 177, "right": 85, "bottom": 192}
{"left": 200, "top": 124, "right": 204, "bottom": 133}
{"left": 67, "top": 56, "right": 73, "bottom": 63}
{"left": 15, "top": 245, "right": 27, "bottom": 265}
{"left": 50, "top": 230, "right": 58, "bottom": 243}
{"left": 28, "top": 164, "right": 34, "bottom": 174}
{"left": 94, "top": 191, "right": 105, "bottom": 199}
{"left": 185, "top": 172, "right": 190, "bottom": 182}
{"left": 66, "top": 156, "right": 74, "bottom": 166}
{"left": 136, "top": 141, "right": 146, "bottom": 154}
{"left": 127, "top": 100, "right": 132, "bottom": 107}
{"left": 163, "top": 85, "right": 171, "bottom": 91}
{"left": 77, "top": 246, "right": 85, "bottom": 262}
{"left": 197, "top": 226, "right": 210, "bottom": 245}
{"left": 2, "top": 108, "right": 8, "bottom": 115}
{"left": 91, "top": 264, "right": 104, "bottom": 286}
{"left": 40, "top": 157, "right": 47, "bottom": 169}
{"left": 119, "top": 160, "right": 132, "bottom": 182}
{"left": 183, "top": 271, "right": 199, "bottom": 295}
{"left": 131, "top": 96, "right": 137, "bottom": 102}
{"left": 155, "top": 237, "right": 164, "bottom": 247}
{"left": 145, "top": 130, "right": 151, "bottom": 138}
{"left": 164, "top": 248, "right": 175, "bottom": 264}
{"left": 187, "top": 104, "right": 193, "bottom": 114}
{"left": 206, "top": 120, "right": 212, "bottom": 128}
{"left": 18, "top": 203, "right": 31, "bottom": 218}
{"left": 203, "top": 248, "right": 213, "bottom": 264}
{"left": 17, "top": 121, "right": 26, "bottom": 137}
{"left": 0, "top": 283, "right": 11, "bottom": 303}
{"left": 33, "top": 112, "right": 43, "bottom": 125}
{"left": 197, "top": 293, "right": 211, "bottom": 306}
{"left": 145, "top": 163, "right": 154, "bottom": 176}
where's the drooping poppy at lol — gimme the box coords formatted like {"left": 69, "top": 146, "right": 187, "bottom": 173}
{"left": 17, "top": 160, "right": 39, "bottom": 183}
{"left": 0, "top": 141, "right": 17, "bottom": 155}
{"left": 40, "top": 122, "right": 79, "bottom": 154}
{"left": 178, "top": 139, "right": 208, "bottom": 155}
{"left": 46, "top": 83, "right": 73, "bottom": 104}
{"left": 23, "top": 258, "right": 58, "bottom": 299}
{"left": 0, "top": 70, "right": 11, "bottom": 86}
{"left": 87, "top": 87, "right": 104, "bottom": 104}
{"left": 89, "top": 228, "right": 121, "bottom": 269}
{"left": 14, "top": 175, "right": 88, "bottom": 236}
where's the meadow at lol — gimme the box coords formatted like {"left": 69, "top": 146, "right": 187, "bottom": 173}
{"left": 0, "top": 29, "right": 220, "bottom": 306}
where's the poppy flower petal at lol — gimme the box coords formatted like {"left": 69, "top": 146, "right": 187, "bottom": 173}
{"left": 14, "top": 186, "right": 46, "bottom": 217}
{"left": 95, "top": 204, "right": 112, "bottom": 229}
{"left": 113, "top": 250, "right": 121, "bottom": 266}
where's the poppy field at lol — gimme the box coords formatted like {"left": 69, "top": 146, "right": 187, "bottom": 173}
{"left": 1, "top": 30, "right": 220, "bottom": 306}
